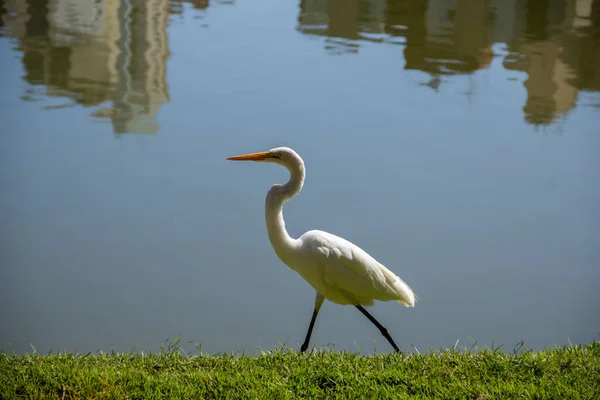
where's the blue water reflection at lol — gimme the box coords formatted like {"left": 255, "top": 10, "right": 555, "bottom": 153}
{"left": 0, "top": 0, "right": 598, "bottom": 355}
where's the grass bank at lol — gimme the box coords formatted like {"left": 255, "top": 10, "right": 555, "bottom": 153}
{"left": 1, "top": 341, "right": 598, "bottom": 399}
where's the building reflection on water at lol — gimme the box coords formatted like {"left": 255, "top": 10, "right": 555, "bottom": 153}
{"left": 298, "top": 0, "right": 600, "bottom": 125}
{"left": 1, "top": 0, "right": 598, "bottom": 130}
{"left": 0, "top": 0, "right": 175, "bottom": 134}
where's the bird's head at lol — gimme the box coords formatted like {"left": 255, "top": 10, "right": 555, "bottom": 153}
{"left": 227, "top": 147, "right": 301, "bottom": 168}
{"left": 228, "top": 147, "right": 306, "bottom": 199}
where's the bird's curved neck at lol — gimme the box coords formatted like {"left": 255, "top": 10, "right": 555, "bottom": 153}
{"left": 265, "top": 160, "right": 305, "bottom": 261}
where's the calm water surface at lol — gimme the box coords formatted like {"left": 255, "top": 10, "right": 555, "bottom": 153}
{"left": 1, "top": 0, "right": 599, "bottom": 354}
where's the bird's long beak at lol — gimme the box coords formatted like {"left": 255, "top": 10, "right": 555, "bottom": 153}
{"left": 227, "top": 151, "right": 270, "bottom": 161}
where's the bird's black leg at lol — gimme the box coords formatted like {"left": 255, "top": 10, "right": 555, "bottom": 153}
{"left": 300, "top": 308, "right": 320, "bottom": 353}
{"left": 355, "top": 305, "right": 400, "bottom": 352}
{"left": 300, "top": 293, "right": 325, "bottom": 353}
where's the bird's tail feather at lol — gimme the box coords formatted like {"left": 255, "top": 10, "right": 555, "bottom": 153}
{"left": 397, "top": 294, "right": 419, "bottom": 308}
{"left": 393, "top": 279, "right": 417, "bottom": 307}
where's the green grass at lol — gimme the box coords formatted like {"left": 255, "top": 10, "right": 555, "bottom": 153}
{"left": 1, "top": 340, "right": 599, "bottom": 399}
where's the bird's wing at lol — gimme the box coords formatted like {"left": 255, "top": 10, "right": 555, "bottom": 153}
{"left": 301, "top": 230, "right": 416, "bottom": 307}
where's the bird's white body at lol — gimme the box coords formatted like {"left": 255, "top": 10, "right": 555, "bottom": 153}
{"left": 276, "top": 228, "right": 415, "bottom": 308}
{"left": 228, "top": 146, "right": 416, "bottom": 352}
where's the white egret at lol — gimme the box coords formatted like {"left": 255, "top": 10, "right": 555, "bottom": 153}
{"left": 228, "top": 147, "right": 416, "bottom": 352}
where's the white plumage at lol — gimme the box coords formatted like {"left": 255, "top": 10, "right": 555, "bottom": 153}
{"left": 228, "top": 146, "right": 417, "bottom": 352}
{"left": 296, "top": 230, "right": 416, "bottom": 308}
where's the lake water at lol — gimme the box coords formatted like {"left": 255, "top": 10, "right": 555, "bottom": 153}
{"left": 1, "top": 0, "right": 599, "bottom": 355}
